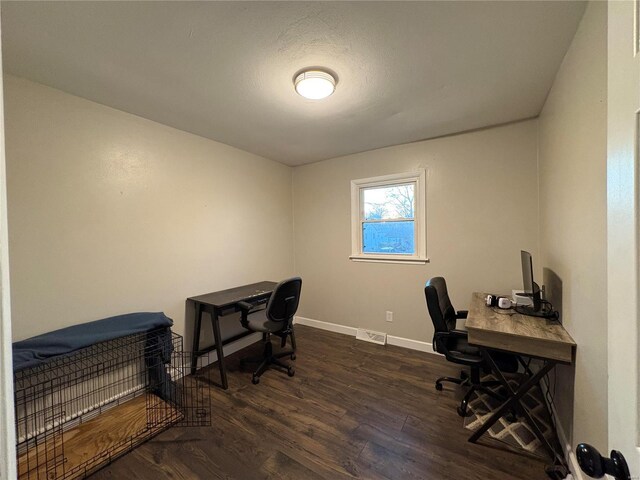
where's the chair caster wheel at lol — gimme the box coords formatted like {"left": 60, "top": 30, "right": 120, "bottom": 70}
{"left": 287, "top": 367, "right": 295, "bottom": 377}
{"left": 291, "top": 354, "right": 296, "bottom": 360}
{"left": 435, "top": 383, "right": 443, "bottom": 391}
{"left": 457, "top": 406, "right": 469, "bottom": 417}
{"left": 251, "top": 375, "right": 259, "bottom": 385}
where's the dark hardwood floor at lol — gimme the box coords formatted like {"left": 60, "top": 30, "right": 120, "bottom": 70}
{"left": 92, "top": 325, "right": 548, "bottom": 479}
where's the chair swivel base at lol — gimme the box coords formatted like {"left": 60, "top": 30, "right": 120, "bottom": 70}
{"left": 240, "top": 338, "right": 295, "bottom": 384}
{"left": 435, "top": 375, "right": 467, "bottom": 391}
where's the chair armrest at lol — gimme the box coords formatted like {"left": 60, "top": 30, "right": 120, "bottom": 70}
{"left": 237, "top": 301, "right": 255, "bottom": 329}
{"left": 237, "top": 301, "right": 254, "bottom": 312}
{"left": 456, "top": 310, "right": 468, "bottom": 319}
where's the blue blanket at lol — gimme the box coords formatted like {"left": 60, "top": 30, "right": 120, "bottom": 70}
{"left": 13, "top": 312, "right": 173, "bottom": 372}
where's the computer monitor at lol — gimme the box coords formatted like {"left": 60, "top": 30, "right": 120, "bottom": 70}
{"left": 515, "top": 250, "right": 551, "bottom": 317}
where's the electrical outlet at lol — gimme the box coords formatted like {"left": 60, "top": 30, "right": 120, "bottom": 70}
{"left": 386, "top": 311, "right": 393, "bottom": 322}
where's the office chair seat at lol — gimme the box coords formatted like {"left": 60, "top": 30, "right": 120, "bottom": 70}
{"left": 444, "top": 336, "right": 518, "bottom": 370}
{"left": 242, "top": 309, "right": 283, "bottom": 333}
{"left": 447, "top": 336, "right": 480, "bottom": 358}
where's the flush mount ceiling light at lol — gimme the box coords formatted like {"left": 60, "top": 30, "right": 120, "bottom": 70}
{"left": 294, "top": 70, "right": 336, "bottom": 100}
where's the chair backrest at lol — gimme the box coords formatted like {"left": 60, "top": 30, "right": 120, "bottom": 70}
{"left": 424, "top": 277, "right": 457, "bottom": 334}
{"left": 266, "top": 277, "right": 302, "bottom": 324}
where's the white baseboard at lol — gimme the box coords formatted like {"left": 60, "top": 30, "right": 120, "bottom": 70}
{"left": 195, "top": 332, "right": 262, "bottom": 369}
{"left": 294, "top": 316, "right": 358, "bottom": 336}
{"left": 558, "top": 432, "right": 583, "bottom": 480}
{"left": 294, "top": 316, "right": 437, "bottom": 355}
{"left": 197, "top": 317, "right": 436, "bottom": 368}
{"left": 387, "top": 335, "right": 435, "bottom": 354}
{"left": 540, "top": 381, "right": 584, "bottom": 480}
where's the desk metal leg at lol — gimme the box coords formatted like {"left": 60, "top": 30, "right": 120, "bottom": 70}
{"left": 210, "top": 308, "right": 228, "bottom": 390}
{"left": 190, "top": 302, "right": 203, "bottom": 375}
{"left": 468, "top": 349, "right": 560, "bottom": 463}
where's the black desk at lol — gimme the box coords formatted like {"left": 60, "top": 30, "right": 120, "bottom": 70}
{"left": 188, "top": 281, "right": 277, "bottom": 389}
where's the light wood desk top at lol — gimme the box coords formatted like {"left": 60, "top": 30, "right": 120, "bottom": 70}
{"left": 465, "top": 292, "right": 576, "bottom": 364}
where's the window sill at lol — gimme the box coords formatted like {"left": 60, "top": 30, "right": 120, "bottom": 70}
{"left": 349, "top": 255, "right": 430, "bottom": 265}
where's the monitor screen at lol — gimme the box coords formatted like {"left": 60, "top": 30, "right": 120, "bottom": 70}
{"left": 516, "top": 249, "right": 547, "bottom": 316}
{"left": 521, "top": 250, "right": 534, "bottom": 294}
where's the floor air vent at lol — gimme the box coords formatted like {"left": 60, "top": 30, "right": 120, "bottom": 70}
{"left": 356, "top": 328, "right": 387, "bottom": 345}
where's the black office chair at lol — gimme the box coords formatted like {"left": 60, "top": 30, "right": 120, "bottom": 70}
{"left": 425, "top": 277, "right": 518, "bottom": 417}
{"left": 238, "top": 277, "right": 301, "bottom": 385}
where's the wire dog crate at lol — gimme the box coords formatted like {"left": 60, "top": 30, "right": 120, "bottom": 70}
{"left": 14, "top": 328, "right": 211, "bottom": 480}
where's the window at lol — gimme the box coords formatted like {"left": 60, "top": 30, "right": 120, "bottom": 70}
{"left": 350, "top": 170, "right": 427, "bottom": 264}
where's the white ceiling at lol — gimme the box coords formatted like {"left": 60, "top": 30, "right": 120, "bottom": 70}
{"left": 1, "top": 1, "right": 585, "bottom": 166}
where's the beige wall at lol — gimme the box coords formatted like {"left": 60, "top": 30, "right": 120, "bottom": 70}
{"left": 5, "top": 75, "right": 294, "bottom": 343}
{"left": 538, "top": 1, "right": 607, "bottom": 452}
{"left": 293, "top": 120, "right": 539, "bottom": 341}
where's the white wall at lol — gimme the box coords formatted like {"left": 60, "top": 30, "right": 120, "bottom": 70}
{"left": 607, "top": 0, "right": 640, "bottom": 472}
{"left": 4, "top": 75, "right": 294, "bottom": 344}
{"left": 538, "top": 0, "right": 607, "bottom": 454}
{"left": 293, "top": 120, "right": 539, "bottom": 342}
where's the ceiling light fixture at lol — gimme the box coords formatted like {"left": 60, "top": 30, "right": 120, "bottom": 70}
{"left": 294, "top": 70, "right": 336, "bottom": 100}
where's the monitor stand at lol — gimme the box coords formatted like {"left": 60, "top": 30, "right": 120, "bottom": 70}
{"left": 514, "top": 304, "right": 557, "bottom": 319}
{"left": 514, "top": 283, "right": 557, "bottom": 319}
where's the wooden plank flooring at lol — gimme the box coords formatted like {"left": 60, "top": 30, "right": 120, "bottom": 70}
{"left": 91, "top": 325, "right": 549, "bottom": 479}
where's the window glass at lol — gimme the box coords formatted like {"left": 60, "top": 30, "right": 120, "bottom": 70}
{"left": 362, "top": 221, "right": 415, "bottom": 254}
{"left": 350, "top": 170, "right": 426, "bottom": 264}
{"left": 363, "top": 184, "right": 415, "bottom": 220}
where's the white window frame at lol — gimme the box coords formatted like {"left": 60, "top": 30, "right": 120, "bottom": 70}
{"left": 350, "top": 170, "right": 428, "bottom": 265}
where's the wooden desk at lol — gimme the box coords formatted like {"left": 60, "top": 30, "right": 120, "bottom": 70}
{"left": 465, "top": 292, "right": 576, "bottom": 463}
{"left": 188, "top": 281, "right": 277, "bottom": 388}
{"left": 466, "top": 292, "right": 576, "bottom": 363}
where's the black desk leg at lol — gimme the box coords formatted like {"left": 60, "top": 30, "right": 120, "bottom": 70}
{"left": 190, "top": 302, "right": 203, "bottom": 375}
{"left": 469, "top": 349, "right": 560, "bottom": 463}
{"left": 210, "top": 308, "right": 228, "bottom": 390}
